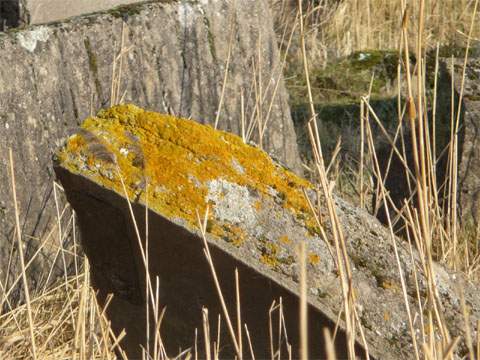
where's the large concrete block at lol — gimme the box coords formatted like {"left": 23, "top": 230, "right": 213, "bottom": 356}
{"left": 453, "top": 57, "right": 480, "bottom": 225}
{"left": 25, "top": 0, "right": 145, "bottom": 25}
{"left": 368, "top": 53, "right": 480, "bottom": 231}
{"left": 0, "top": 0, "right": 301, "bottom": 298}
{"left": 55, "top": 104, "right": 479, "bottom": 359}
{"left": 0, "top": 0, "right": 145, "bottom": 27}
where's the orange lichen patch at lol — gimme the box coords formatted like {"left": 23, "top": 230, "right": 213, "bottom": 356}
{"left": 305, "top": 218, "right": 322, "bottom": 237}
{"left": 57, "top": 104, "right": 313, "bottom": 233}
{"left": 380, "top": 279, "right": 401, "bottom": 292}
{"left": 67, "top": 133, "right": 87, "bottom": 152}
{"left": 279, "top": 235, "right": 291, "bottom": 244}
{"left": 308, "top": 253, "right": 320, "bottom": 265}
{"left": 260, "top": 242, "right": 280, "bottom": 268}
{"left": 209, "top": 223, "right": 247, "bottom": 247}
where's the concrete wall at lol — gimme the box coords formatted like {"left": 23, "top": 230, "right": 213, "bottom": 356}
{"left": 1, "top": 0, "right": 146, "bottom": 26}
{"left": 27, "top": 0, "right": 146, "bottom": 24}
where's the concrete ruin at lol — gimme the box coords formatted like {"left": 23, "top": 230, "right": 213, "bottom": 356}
{"left": 454, "top": 57, "right": 480, "bottom": 225}
{"left": 1, "top": 0, "right": 147, "bottom": 28}
{"left": 55, "top": 104, "right": 479, "bottom": 359}
{"left": 374, "top": 54, "right": 480, "bottom": 230}
{"left": 0, "top": 0, "right": 301, "bottom": 298}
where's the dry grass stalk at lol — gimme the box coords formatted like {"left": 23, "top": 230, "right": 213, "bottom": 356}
{"left": 196, "top": 208, "right": 241, "bottom": 359}
{"left": 298, "top": 241, "right": 308, "bottom": 360}
{"left": 110, "top": 22, "right": 133, "bottom": 107}
{"left": 8, "top": 149, "right": 38, "bottom": 359}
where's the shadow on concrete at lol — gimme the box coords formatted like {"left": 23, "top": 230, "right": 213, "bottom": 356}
{"left": 55, "top": 165, "right": 370, "bottom": 359}
{"left": 0, "top": 0, "right": 20, "bottom": 30}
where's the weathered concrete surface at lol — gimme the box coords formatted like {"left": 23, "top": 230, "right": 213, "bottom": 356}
{"left": 0, "top": 0, "right": 301, "bottom": 299}
{"left": 55, "top": 105, "right": 479, "bottom": 359}
{"left": 453, "top": 57, "right": 480, "bottom": 225}
{"left": 23, "top": 0, "right": 146, "bottom": 25}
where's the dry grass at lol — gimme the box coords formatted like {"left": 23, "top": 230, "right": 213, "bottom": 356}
{"left": 0, "top": 263, "right": 123, "bottom": 360}
{"left": 273, "top": 0, "right": 480, "bottom": 68}
{"left": 0, "top": 153, "right": 124, "bottom": 359}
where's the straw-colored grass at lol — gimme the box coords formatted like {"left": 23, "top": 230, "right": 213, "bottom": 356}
{"left": 272, "top": 0, "right": 480, "bottom": 68}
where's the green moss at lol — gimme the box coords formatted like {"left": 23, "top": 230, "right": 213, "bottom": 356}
{"left": 435, "top": 44, "right": 475, "bottom": 58}
{"left": 287, "top": 50, "right": 403, "bottom": 106}
{"left": 84, "top": 37, "right": 103, "bottom": 102}
{"left": 287, "top": 49, "right": 407, "bottom": 169}
{"left": 108, "top": 3, "right": 143, "bottom": 18}
{"left": 58, "top": 104, "right": 313, "bottom": 239}
{"left": 202, "top": 16, "right": 217, "bottom": 61}
{"left": 107, "top": 1, "right": 180, "bottom": 19}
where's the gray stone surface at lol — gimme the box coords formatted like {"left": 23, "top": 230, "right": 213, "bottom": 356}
{"left": 369, "top": 54, "right": 480, "bottom": 230}
{"left": 24, "top": 0, "right": 145, "bottom": 25}
{"left": 453, "top": 57, "right": 480, "bottom": 225}
{"left": 54, "top": 105, "right": 479, "bottom": 359}
{"left": 0, "top": 0, "right": 301, "bottom": 302}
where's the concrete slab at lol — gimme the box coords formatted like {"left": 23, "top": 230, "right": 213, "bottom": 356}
{"left": 25, "top": 0, "right": 146, "bottom": 25}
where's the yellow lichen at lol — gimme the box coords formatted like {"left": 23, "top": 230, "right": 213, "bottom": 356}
{"left": 279, "top": 235, "right": 291, "bottom": 244}
{"left": 254, "top": 200, "right": 263, "bottom": 211}
{"left": 381, "top": 279, "right": 401, "bottom": 292}
{"left": 209, "top": 223, "right": 247, "bottom": 247}
{"left": 260, "top": 254, "right": 279, "bottom": 268}
{"left": 58, "top": 104, "right": 314, "bottom": 237}
{"left": 260, "top": 242, "right": 280, "bottom": 268}
{"left": 308, "top": 253, "right": 320, "bottom": 265}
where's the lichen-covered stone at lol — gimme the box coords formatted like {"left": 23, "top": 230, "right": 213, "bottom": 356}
{"left": 0, "top": 0, "right": 301, "bottom": 298}
{"left": 57, "top": 104, "right": 308, "bottom": 232}
{"left": 55, "top": 105, "right": 479, "bottom": 359}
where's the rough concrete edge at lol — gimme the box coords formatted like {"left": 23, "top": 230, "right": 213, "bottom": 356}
{"left": 0, "top": 0, "right": 177, "bottom": 40}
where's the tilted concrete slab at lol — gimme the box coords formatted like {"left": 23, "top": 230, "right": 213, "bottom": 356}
{"left": 0, "top": 0, "right": 301, "bottom": 296}
{"left": 54, "top": 104, "right": 480, "bottom": 358}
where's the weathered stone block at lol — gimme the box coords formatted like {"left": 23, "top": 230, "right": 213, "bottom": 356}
{"left": 453, "top": 57, "right": 480, "bottom": 225}
{"left": 23, "top": 0, "right": 145, "bottom": 25}
{"left": 55, "top": 105, "right": 479, "bottom": 359}
{"left": 0, "top": 0, "right": 300, "bottom": 296}
{"left": 368, "top": 54, "right": 480, "bottom": 230}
